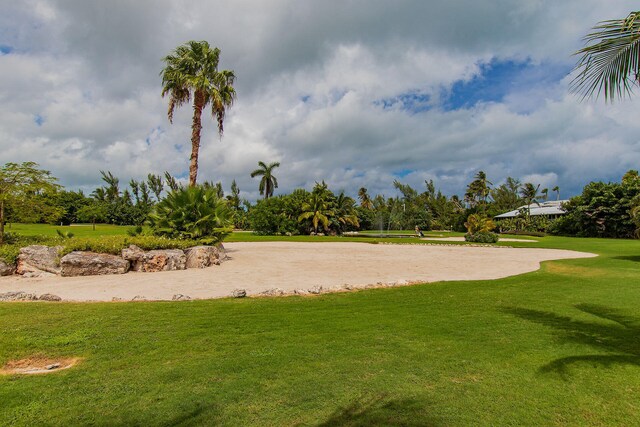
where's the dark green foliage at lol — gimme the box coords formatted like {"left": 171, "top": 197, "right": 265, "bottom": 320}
{"left": 464, "top": 231, "right": 499, "bottom": 243}
{"left": 550, "top": 171, "right": 640, "bottom": 238}
{"left": 249, "top": 195, "right": 302, "bottom": 235}
{"left": 147, "top": 186, "right": 233, "bottom": 243}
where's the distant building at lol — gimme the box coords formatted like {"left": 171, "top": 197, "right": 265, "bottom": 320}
{"left": 494, "top": 200, "right": 569, "bottom": 220}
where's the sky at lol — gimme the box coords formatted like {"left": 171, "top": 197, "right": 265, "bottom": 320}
{"left": 1, "top": 1, "right": 639, "bottom": 202}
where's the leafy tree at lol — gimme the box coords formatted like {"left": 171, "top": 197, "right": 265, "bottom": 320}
{"left": 552, "top": 185, "right": 560, "bottom": 200}
{"left": 571, "top": 11, "right": 640, "bottom": 101}
{"left": 298, "top": 191, "right": 333, "bottom": 233}
{"left": 466, "top": 171, "right": 493, "bottom": 212}
{"left": 490, "top": 177, "right": 522, "bottom": 214}
{"left": 147, "top": 174, "right": 164, "bottom": 201}
{"left": 161, "top": 40, "right": 236, "bottom": 186}
{"left": 464, "top": 213, "right": 495, "bottom": 234}
{"left": 250, "top": 161, "right": 280, "bottom": 199}
{"left": 0, "top": 162, "right": 60, "bottom": 243}
{"left": 164, "top": 171, "right": 180, "bottom": 192}
{"left": 541, "top": 188, "right": 549, "bottom": 202}
{"left": 332, "top": 192, "right": 360, "bottom": 233}
{"left": 76, "top": 202, "right": 109, "bottom": 230}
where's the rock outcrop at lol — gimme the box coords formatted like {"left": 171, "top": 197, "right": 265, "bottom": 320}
{"left": 185, "top": 246, "right": 223, "bottom": 268}
{"left": 16, "top": 245, "right": 63, "bottom": 277}
{"left": 0, "top": 260, "right": 15, "bottom": 276}
{"left": 60, "top": 252, "right": 130, "bottom": 277}
{"left": 0, "top": 291, "right": 38, "bottom": 301}
{"left": 122, "top": 246, "right": 186, "bottom": 272}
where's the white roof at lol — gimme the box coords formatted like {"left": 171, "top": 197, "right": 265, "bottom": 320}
{"left": 494, "top": 200, "right": 569, "bottom": 219}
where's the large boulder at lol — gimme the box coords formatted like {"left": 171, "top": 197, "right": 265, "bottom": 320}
{"left": 122, "top": 247, "right": 186, "bottom": 272}
{"left": 184, "top": 246, "right": 224, "bottom": 268}
{"left": 0, "top": 259, "right": 15, "bottom": 276}
{"left": 60, "top": 252, "right": 130, "bottom": 277}
{"left": 16, "top": 245, "right": 63, "bottom": 276}
{"left": 0, "top": 291, "right": 37, "bottom": 301}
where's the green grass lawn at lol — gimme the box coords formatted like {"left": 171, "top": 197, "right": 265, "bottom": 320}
{"left": 5, "top": 223, "right": 131, "bottom": 238}
{"left": 1, "top": 231, "right": 640, "bottom": 425}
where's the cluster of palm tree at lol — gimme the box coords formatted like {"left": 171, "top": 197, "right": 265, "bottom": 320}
{"left": 298, "top": 182, "right": 359, "bottom": 234}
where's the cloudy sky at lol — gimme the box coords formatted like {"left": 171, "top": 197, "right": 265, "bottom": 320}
{"left": 1, "top": 1, "right": 639, "bottom": 201}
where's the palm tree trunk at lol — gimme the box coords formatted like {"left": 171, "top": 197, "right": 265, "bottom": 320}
{"left": 0, "top": 199, "right": 4, "bottom": 245}
{"left": 189, "top": 91, "right": 205, "bottom": 187}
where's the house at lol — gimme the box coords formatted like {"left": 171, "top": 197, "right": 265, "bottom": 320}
{"left": 494, "top": 200, "right": 569, "bottom": 221}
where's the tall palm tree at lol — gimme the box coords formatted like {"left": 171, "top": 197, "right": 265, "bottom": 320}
{"left": 250, "top": 161, "right": 280, "bottom": 199}
{"left": 540, "top": 188, "right": 548, "bottom": 202}
{"left": 358, "top": 187, "right": 373, "bottom": 210}
{"left": 520, "top": 183, "right": 541, "bottom": 223}
{"left": 571, "top": 11, "right": 640, "bottom": 101}
{"left": 161, "top": 40, "right": 236, "bottom": 187}
{"left": 552, "top": 185, "right": 560, "bottom": 200}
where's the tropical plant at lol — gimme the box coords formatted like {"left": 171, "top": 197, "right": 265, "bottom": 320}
{"left": 552, "top": 185, "right": 560, "bottom": 200}
{"left": 250, "top": 161, "right": 280, "bottom": 199}
{"left": 298, "top": 192, "right": 334, "bottom": 234}
{"left": 333, "top": 192, "right": 360, "bottom": 233}
{"left": 520, "top": 183, "right": 541, "bottom": 222}
{"left": 464, "top": 213, "right": 495, "bottom": 235}
{"left": 571, "top": 11, "right": 640, "bottom": 101}
{"left": 541, "top": 188, "right": 549, "bottom": 202}
{"left": 161, "top": 40, "right": 236, "bottom": 186}
{"left": 358, "top": 187, "right": 373, "bottom": 210}
{"left": 147, "top": 186, "right": 233, "bottom": 243}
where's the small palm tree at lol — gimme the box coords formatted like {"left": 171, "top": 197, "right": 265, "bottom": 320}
{"left": 552, "top": 185, "right": 560, "bottom": 200}
{"left": 250, "top": 161, "right": 280, "bottom": 199}
{"left": 161, "top": 41, "right": 236, "bottom": 186}
{"left": 298, "top": 192, "right": 334, "bottom": 233}
{"left": 571, "top": 11, "right": 640, "bottom": 101}
{"left": 541, "top": 188, "right": 548, "bottom": 202}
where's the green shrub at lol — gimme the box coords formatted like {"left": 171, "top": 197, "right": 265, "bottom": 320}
{"left": 464, "top": 231, "right": 499, "bottom": 243}
{"left": 148, "top": 186, "right": 233, "bottom": 243}
{"left": 59, "top": 235, "right": 211, "bottom": 257}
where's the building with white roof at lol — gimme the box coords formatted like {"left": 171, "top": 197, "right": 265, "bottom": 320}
{"left": 494, "top": 200, "right": 569, "bottom": 220}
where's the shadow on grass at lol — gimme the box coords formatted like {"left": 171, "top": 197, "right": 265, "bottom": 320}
{"left": 611, "top": 255, "right": 640, "bottom": 263}
{"left": 315, "top": 395, "right": 440, "bottom": 427}
{"left": 502, "top": 304, "right": 640, "bottom": 378}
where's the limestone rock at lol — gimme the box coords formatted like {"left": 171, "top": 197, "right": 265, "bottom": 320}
{"left": 131, "top": 295, "right": 148, "bottom": 301}
{"left": 308, "top": 285, "right": 323, "bottom": 295}
{"left": 0, "top": 291, "right": 37, "bottom": 301}
{"left": 294, "top": 289, "right": 309, "bottom": 295}
{"left": 0, "top": 259, "right": 15, "bottom": 276}
{"left": 232, "top": 289, "right": 246, "bottom": 298}
{"left": 38, "top": 293, "right": 62, "bottom": 302}
{"left": 16, "top": 245, "right": 63, "bottom": 276}
{"left": 216, "top": 243, "right": 228, "bottom": 262}
{"left": 130, "top": 249, "right": 186, "bottom": 272}
{"left": 121, "top": 245, "right": 144, "bottom": 270}
{"left": 260, "top": 288, "right": 285, "bottom": 296}
{"left": 172, "top": 294, "right": 191, "bottom": 301}
{"left": 184, "top": 246, "right": 223, "bottom": 269}
{"left": 60, "top": 252, "right": 130, "bottom": 277}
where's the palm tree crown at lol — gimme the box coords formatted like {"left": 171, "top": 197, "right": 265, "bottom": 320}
{"left": 571, "top": 11, "right": 640, "bottom": 101}
{"left": 250, "top": 161, "right": 280, "bottom": 199}
{"left": 161, "top": 40, "right": 236, "bottom": 187}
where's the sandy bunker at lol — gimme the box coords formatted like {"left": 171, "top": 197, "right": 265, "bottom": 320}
{"left": 0, "top": 242, "right": 596, "bottom": 302}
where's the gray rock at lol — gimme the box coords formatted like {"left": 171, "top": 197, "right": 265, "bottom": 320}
{"left": 184, "top": 246, "right": 222, "bottom": 269}
{"left": 232, "top": 289, "right": 246, "bottom": 298}
{"left": 60, "top": 252, "right": 130, "bottom": 277}
{"left": 0, "top": 291, "right": 37, "bottom": 301}
{"left": 38, "top": 293, "right": 62, "bottom": 302}
{"left": 260, "top": 288, "right": 285, "bottom": 296}
{"left": 0, "top": 259, "right": 15, "bottom": 276}
{"left": 308, "top": 286, "right": 323, "bottom": 295}
{"left": 294, "top": 289, "right": 309, "bottom": 295}
{"left": 16, "top": 245, "right": 63, "bottom": 276}
{"left": 216, "top": 243, "right": 228, "bottom": 261}
{"left": 172, "top": 294, "right": 191, "bottom": 301}
{"left": 131, "top": 295, "right": 147, "bottom": 301}
{"left": 45, "top": 363, "right": 60, "bottom": 370}
{"left": 111, "top": 297, "right": 124, "bottom": 302}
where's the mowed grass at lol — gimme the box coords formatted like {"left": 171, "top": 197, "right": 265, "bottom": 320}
{"left": 6, "top": 223, "right": 131, "bottom": 238}
{"left": 1, "top": 231, "right": 640, "bottom": 424}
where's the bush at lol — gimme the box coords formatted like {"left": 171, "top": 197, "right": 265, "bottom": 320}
{"left": 59, "top": 235, "right": 211, "bottom": 256}
{"left": 148, "top": 186, "right": 233, "bottom": 243}
{"left": 464, "top": 231, "right": 499, "bottom": 243}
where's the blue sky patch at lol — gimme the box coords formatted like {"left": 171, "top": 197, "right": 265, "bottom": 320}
{"left": 0, "top": 45, "right": 13, "bottom": 54}
{"left": 392, "top": 168, "right": 414, "bottom": 178}
{"left": 443, "top": 58, "right": 569, "bottom": 111}
{"left": 34, "top": 114, "right": 44, "bottom": 126}
{"left": 375, "top": 91, "right": 431, "bottom": 113}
